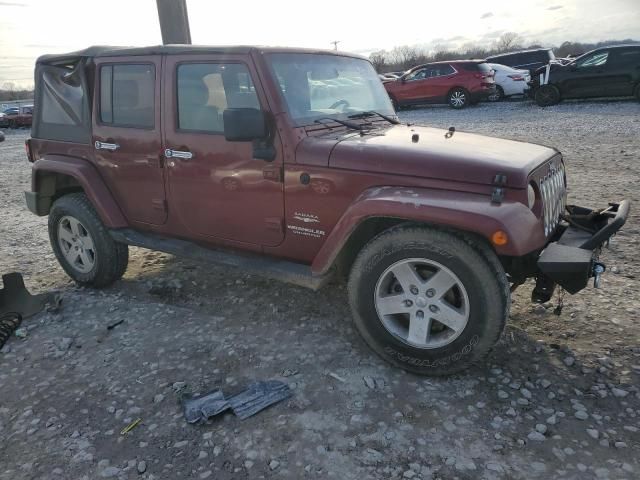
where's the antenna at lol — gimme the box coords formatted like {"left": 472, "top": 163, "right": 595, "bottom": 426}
{"left": 330, "top": 40, "right": 340, "bottom": 51}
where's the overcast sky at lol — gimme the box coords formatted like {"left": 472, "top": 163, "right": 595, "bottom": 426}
{"left": 1, "top": 0, "right": 639, "bottom": 86}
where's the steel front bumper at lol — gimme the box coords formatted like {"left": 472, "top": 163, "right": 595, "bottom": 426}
{"left": 536, "top": 201, "right": 630, "bottom": 294}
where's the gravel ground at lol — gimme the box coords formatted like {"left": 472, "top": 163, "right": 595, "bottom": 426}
{"left": 1, "top": 98, "right": 639, "bottom": 480}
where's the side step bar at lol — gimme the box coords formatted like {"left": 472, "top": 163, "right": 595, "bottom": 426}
{"left": 109, "top": 229, "right": 332, "bottom": 291}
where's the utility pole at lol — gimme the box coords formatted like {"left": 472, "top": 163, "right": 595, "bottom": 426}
{"left": 156, "top": 0, "right": 192, "bottom": 45}
{"left": 330, "top": 40, "right": 340, "bottom": 51}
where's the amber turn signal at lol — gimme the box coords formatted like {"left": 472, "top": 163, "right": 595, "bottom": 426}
{"left": 491, "top": 230, "right": 509, "bottom": 246}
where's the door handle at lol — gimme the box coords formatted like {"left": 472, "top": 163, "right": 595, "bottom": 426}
{"left": 94, "top": 140, "right": 119, "bottom": 151}
{"left": 164, "top": 148, "right": 193, "bottom": 160}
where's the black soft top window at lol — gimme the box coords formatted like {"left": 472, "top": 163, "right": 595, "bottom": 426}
{"left": 32, "top": 59, "right": 91, "bottom": 143}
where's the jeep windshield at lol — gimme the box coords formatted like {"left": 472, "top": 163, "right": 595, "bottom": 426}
{"left": 267, "top": 53, "right": 395, "bottom": 127}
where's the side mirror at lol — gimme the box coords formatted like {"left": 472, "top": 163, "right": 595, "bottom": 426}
{"left": 223, "top": 108, "right": 267, "bottom": 142}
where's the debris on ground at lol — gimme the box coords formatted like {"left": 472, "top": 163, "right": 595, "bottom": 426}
{"left": 0, "top": 272, "right": 55, "bottom": 319}
{"left": 106, "top": 319, "right": 125, "bottom": 330}
{"left": 183, "top": 380, "right": 292, "bottom": 423}
{"left": 0, "top": 312, "right": 22, "bottom": 348}
{"left": 120, "top": 418, "right": 142, "bottom": 435}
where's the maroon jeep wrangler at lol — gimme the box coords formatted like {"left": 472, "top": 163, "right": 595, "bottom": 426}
{"left": 25, "top": 46, "right": 629, "bottom": 375}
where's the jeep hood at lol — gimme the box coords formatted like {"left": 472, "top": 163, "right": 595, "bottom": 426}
{"left": 327, "top": 124, "right": 557, "bottom": 188}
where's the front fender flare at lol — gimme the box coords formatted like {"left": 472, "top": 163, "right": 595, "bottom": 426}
{"left": 311, "top": 186, "right": 546, "bottom": 275}
{"left": 28, "top": 155, "right": 127, "bottom": 228}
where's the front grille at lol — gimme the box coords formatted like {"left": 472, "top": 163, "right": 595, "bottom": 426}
{"left": 540, "top": 161, "right": 566, "bottom": 236}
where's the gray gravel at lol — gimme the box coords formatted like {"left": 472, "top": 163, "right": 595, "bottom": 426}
{"left": 1, "top": 98, "right": 640, "bottom": 480}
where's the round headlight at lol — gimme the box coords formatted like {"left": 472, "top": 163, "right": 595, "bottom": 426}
{"left": 527, "top": 183, "right": 536, "bottom": 209}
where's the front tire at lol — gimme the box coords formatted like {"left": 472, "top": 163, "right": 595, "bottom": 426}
{"left": 348, "top": 226, "right": 509, "bottom": 376}
{"left": 447, "top": 88, "right": 469, "bottom": 109}
{"left": 49, "top": 193, "right": 129, "bottom": 288}
{"left": 534, "top": 84, "right": 560, "bottom": 106}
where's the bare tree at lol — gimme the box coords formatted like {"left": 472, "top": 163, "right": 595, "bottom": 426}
{"left": 1, "top": 82, "right": 18, "bottom": 101}
{"left": 369, "top": 51, "right": 387, "bottom": 72}
{"left": 495, "top": 32, "right": 522, "bottom": 52}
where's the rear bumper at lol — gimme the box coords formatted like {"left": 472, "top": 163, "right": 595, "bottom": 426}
{"left": 537, "top": 201, "right": 630, "bottom": 294}
{"left": 472, "top": 85, "right": 496, "bottom": 101}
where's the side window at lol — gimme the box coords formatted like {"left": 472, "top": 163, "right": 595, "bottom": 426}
{"left": 177, "top": 63, "right": 259, "bottom": 133}
{"left": 100, "top": 64, "right": 155, "bottom": 128}
{"left": 435, "top": 64, "right": 455, "bottom": 76}
{"left": 406, "top": 68, "right": 427, "bottom": 81}
{"left": 576, "top": 51, "right": 609, "bottom": 68}
{"left": 608, "top": 49, "right": 640, "bottom": 68}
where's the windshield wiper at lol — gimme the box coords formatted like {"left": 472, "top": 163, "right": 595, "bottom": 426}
{"left": 348, "top": 110, "right": 400, "bottom": 125}
{"left": 314, "top": 117, "right": 366, "bottom": 131}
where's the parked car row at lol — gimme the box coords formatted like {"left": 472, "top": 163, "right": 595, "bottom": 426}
{"left": 0, "top": 105, "right": 33, "bottom": 128}
{"left": 379, "top": 44, "right": 640, "bottom": 109}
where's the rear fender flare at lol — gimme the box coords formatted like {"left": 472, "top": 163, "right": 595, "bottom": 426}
{"left": 30, "top": 155, "right": 127, "bottom": 228}
{"left": 311, "top": 186, "right": 545, "bottom": 275}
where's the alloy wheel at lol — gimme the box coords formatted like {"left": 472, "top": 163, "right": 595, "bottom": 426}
{"left": 374, "top": 258, "right": 470, "bottom": 349}
{"left": 57, "top": 215, "right": 96, "bottom": 273}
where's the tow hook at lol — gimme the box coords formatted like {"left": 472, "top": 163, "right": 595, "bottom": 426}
{"left": 593, "top": 262, "right": 606, "bottom": 288}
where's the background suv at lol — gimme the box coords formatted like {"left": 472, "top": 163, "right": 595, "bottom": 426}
{"left": 486, "top": 48, "right": 555, "bottom": 75}
{"left": 384, "top": 61, "right": 495, "bottom": 109}
{"left": 529, "top": 45, "right": 640, "bottom": 106}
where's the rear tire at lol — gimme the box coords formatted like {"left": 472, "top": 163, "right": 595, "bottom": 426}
{"left": 348, "top": 226, "right": 510, "bottom": 376}
{"left": 49, "top": 193, "right": 129, "bottom": 288}
{"left": 488, "top": 86, "right": 504, "bottom": 102}
{"left": 447, "top": 88, "right": 469, "bottom": 109}
{"left": 534, "top": 84, "right": 560, "bottom": 106}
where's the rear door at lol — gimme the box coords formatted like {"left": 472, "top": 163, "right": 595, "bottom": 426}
{"left": 422, "top": 64, "right": 457, "bottom": 101}
{"left": 604, "top": 48, "right": 640, "bottom": 96}
{"left": 162, "top": 54, "right": 285, "bottom": 246}
{"left": 92, "top": 56, "right": 167, "bottom": 226}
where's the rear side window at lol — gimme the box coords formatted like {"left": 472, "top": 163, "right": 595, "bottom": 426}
{"left": 609, "top": 49, "right": 640, "bottom": 67}
{"left": 176, "top": 63, "right": 259, "bottom": 133}
{"left": 100, "top": 64, "right": 155, "bottom": 128}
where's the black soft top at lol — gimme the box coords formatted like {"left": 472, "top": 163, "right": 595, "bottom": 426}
{"left": 36, "top": 44, "right": 363, "bottom": 65}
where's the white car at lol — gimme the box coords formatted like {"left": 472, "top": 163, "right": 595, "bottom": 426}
{"left": 487, "top": 63, "right": 531, "bottom": 101}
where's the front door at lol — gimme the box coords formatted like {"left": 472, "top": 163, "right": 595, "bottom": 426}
{"left": 562, "top": 50, "right": 612, "bottom": 98}
{"left": 396, "top": 67, "right": 431, "bottom": 103}
{"left": 92, "top": 56, "right": 167, "bottom": 225}
{"left": 163, "top": 54, "right": 285, "bottom": 247}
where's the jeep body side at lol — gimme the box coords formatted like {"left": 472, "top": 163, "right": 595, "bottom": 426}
{"left": 25, "top": 46, "right": 629, "bottom": 375}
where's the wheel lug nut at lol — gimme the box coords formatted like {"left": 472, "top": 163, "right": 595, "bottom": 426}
{"left": 410, "top": 286, "right": 419, "bottom": 295}
{"left": 416, "top": 310, "right": 424, "bottom": 318}
{"left": 429, "top": 304, "right": 439, "bottom": 313}
{"left": 426, "top": 289, "right": 435, "bottom": 298}
{"left": 405, "top": 299, "right": 413, "bottom": 307}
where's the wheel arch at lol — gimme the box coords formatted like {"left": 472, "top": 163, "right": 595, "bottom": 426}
{"left": 28, "top": 155, "right": 127, "bottom": 228}
{"left": 311, "top": 186, "right": 546, "bottom": 276}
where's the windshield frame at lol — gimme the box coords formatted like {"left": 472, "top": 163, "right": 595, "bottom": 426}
{"left": 265, "top": 52, "right": 396, "bottom": 128}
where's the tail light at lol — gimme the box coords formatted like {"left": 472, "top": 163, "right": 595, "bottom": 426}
{"left": 508, "top": 74, "right": 526, "bottom": 81}
{"left": 25, "top": 139, "right": 34, "bottom": 162}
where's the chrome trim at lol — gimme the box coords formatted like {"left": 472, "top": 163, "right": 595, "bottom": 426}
{"left": 540, "top": 161, "right": 566, "bottom": 236}
{"left": 94, "top": 140, "right": 119, "bottom": 151}
{"left": 164, "top": 148, "right": 193, "bottom": 160}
